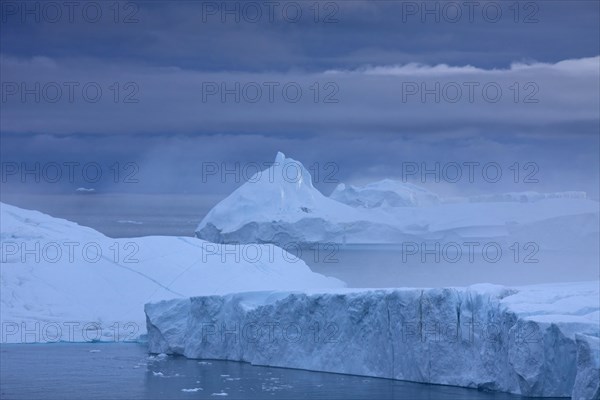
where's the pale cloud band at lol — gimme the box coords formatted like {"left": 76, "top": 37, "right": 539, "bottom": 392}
{"left": 1, "top": 55, "right": 598, "bottom": 135}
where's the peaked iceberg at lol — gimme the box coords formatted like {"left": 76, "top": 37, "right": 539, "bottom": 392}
{"left": 196, "top": 152, "right": 379, "bottom": 244}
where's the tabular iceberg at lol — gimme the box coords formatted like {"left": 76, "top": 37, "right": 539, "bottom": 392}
{"left": 195, "top": 152, "right": 600, "bottom": 249}
{"left": 146, "top": 282, "right": 600, "bottom": 398}
{"left": 0, "top": 203, "right": 343, "bottom": 343}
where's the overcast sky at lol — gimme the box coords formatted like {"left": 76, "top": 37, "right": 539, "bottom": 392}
{"left": 1, "top": 0, "right": 599, "bottom": 200}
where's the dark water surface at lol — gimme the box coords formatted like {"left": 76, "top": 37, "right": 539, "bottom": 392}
{"left": 0, "top": 343, "right": 536, "bottom": 400}
{"left": 0, "top": 193, "right": 216, "bottom": 238}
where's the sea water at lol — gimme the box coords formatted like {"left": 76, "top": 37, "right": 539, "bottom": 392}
{"left": 0, "top": 343, "right": 529, "bottom": 400}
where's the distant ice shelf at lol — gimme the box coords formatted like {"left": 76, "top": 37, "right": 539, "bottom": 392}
{"left": 146, "top": 282, "right": 600, "bottom": 399}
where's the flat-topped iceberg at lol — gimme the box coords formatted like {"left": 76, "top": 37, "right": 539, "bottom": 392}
{"left": 195, "top": 152, "right": 599, "bottom": 248}
{"left": 146, "top": 281, "right": 600, "bottom": 398}
{"left": 0, "top": 203, "right": 343, "bottom": 343}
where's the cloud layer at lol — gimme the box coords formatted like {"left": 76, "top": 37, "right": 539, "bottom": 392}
{"left": 1, "top": 55, "right": 598, "bottom": 135}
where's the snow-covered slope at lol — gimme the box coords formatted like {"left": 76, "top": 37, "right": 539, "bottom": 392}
{"left": 146, "top": 282, "right": 600, "bottom": 398}
{"left": 195, "top": 152, "right": 599, "bottom": 248}
{"left": 573, "top": 334, "right": 600, "bottom": 400}
{"left": 0, "top": 203, "right": 343, "bottom": 343}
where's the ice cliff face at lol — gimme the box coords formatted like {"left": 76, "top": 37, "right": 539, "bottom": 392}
{"left": 195, "top": 152, "right": 599, "bottom": 248}
{"left": 146, "top": 282, "right": 600, "bottom": 398}
{"left": 572, "top": 334, "right": 600, "bottom": 400}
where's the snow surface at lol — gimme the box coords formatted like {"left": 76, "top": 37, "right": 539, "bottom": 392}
{"left": 195, "top": 153, "right": 599, "bottom": 248}
{"left": 0, "top": 202, "right": 344, "bottom": 343}
{"left": 146, "top": 282, "right": 600, "bottom": 398}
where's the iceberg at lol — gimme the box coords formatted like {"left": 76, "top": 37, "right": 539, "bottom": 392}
{"left": 146, "top": 282, "right": 600, "bottom": 398}
{"left": 0, "top": 202, "right": 343, "bottom": 343}
{"left": 195, "top": 152, "right": 599, "bottom": 249}
{"left": 465, "top": 191, "right": 588, "bottom": 204}
{"left": 330, "top": 179, "right": 440, "bottom": 208}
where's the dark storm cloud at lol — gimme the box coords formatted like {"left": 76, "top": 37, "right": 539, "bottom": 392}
{"left": 0, "top": 1, "right": 598, "bottom": 200}
{"left": 1, "top": 1, "right": 599, "bottom": 71}
{"left": 1, "top": 55, "right": 598, "bottom": 135}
